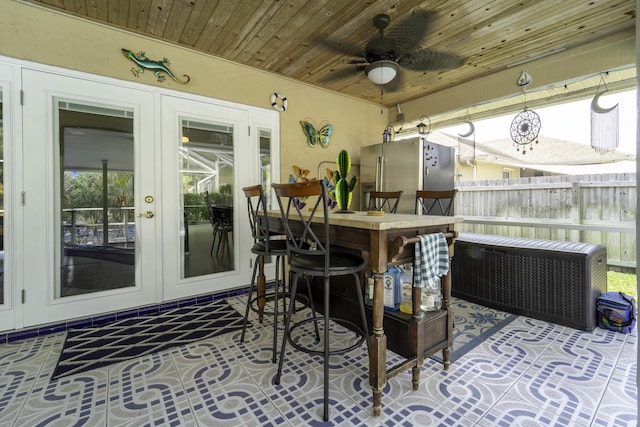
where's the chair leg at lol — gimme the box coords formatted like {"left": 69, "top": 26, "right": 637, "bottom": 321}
{"left": 240, "top": 257, "right": 260, "bottom": 343}
{"left": 353, "top": 273, "right": 370, "bottom": 353}
{"left": 323, "top": 276, "right": 330, "bottom": 422}
{"left": 304, "top": 276, "right": 321, "bottom": 342}
{"left": 272, "top": 255, "right": 283, "bottom": 364}
{"left": 281, "top": 257, "right": 289, "bottom": 316}
{"left": 217, "top": 230, "right": 226, "bottom": 255}
{"left": 275, "top": 271, "right": 300, "bottom": 385}
{"left": 210, "top": 227, "right": 220, "bottom": 255}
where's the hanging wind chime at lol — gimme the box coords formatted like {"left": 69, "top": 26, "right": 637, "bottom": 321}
{"left": 457, "top": 110, "right": 476, "bottom": 161}
{"left": 590, "top": 72, "right": 619, "bottom": 154}
{"left": 510, "top": 71, "right": 541, "bottom": 154}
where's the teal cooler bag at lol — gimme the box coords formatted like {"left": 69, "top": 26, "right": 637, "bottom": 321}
{"left": 596, "top": 292, "right": 636, "bottom": 334}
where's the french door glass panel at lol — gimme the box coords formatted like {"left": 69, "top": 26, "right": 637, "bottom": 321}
{"left": 21, "top": 69, "right": 157, "bottom": 327}
{"left": 181, "top": 118, "right": 234, "bottom": 278}
{"left": 59, "top": 104, "right": 135, "bottom": 297}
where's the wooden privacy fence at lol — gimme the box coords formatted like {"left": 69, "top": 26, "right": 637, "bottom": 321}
{"left": 455, "top": 173, "right": 636, "bottom": 270}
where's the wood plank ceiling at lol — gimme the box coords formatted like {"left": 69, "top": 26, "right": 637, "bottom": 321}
{"left": 28, "top": 0, "right": 636, "bottom": 109}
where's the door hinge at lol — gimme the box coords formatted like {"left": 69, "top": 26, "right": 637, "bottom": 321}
{"left": 249, "top": 258, "right": 253, "bottom": 269}
{"left": 21, "top": 289, "right": 26, "bottom": 304}
{"left": 20, "top": 90, "right": 24, "bottom": 105}
{"left": 248, "top": 126, "right": 251, "bottom": 136}
{"left": 21, "top": 191, "right": 25, "bottom": 206}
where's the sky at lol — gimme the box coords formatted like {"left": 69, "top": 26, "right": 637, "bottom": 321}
{"left": 442, "top": 89, "right": 637, "bottom": 155}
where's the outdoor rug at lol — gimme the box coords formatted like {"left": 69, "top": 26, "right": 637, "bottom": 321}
{"left": 52, "top": 299, "right": 247, "bottom": 379}
{"left": 430, "top": 298, "right": 517, "bottom": 363}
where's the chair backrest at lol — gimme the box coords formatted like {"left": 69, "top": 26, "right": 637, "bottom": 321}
{"left": 368, "top": 191, "right": 403, "bottom": 213}
{"left": 203, "top": 191, "right": 215, "bottom": 225}
{"left": 272, "top": 181, "right": 330, "bottom": 271}
{"left": 242, "top": 184, "right": 273, "bottom": 250}
{"left": 415, "top": 189, "right": 457, "bottom": 216}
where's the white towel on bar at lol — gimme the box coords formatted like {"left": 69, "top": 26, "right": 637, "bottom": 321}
{"left": 413, "top": 233, "right": 449, "bottom": 288}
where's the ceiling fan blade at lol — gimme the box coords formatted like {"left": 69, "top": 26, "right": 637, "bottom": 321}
{"left": 385, "top": 10, "right": 434, "bottom": 52}
{"left": 315, "top": 35, "right": 364, "bottom": 58}
{"left": 398, "top": 49, "right": 465, "bottom": 71}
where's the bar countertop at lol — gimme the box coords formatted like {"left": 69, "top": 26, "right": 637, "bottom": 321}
{"left": 267, "top": 210, "right": 462, "bottom": 230}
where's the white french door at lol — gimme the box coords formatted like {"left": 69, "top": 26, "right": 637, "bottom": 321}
{"left": 0, "top": 59, "right": 279, "bottom": 331}
{"left": 0, "top": 64, "right": 18, "bottom": 331}
{"left": 160, "top": 95, "right": 252, "bottom": 300}
{"left": 20, "top": 70, "right": 158, "bottom": 327}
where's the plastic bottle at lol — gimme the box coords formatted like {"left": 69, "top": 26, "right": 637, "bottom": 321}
{"left": 420, "top": 277, "right": 442, "bottom": 312}
{"left": 383, "top": 266, "right": 401, "bottom": 311}
{"left": 399, "top": 264, "right": 413, "bottom": 314}
{"left": 365, "top": 275, "right": 374, "bottom": 306}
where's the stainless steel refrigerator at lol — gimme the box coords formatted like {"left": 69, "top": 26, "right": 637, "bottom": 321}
{"left": 360, "top": 138, "right": 456, "bottom": 214}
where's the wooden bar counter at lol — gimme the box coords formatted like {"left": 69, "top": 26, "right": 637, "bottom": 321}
{"left": 265, "top": 210, "right": 460, "bottom": 416}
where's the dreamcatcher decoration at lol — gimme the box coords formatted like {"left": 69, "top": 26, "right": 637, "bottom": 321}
{"left": 510, "top": 71, "right": 541, "bottom": 155}
{"left": 457, "top": 110, "right": 476, "bottom": 161}
{"left": 590, "top": 72, "right": 619, "bottom": 154}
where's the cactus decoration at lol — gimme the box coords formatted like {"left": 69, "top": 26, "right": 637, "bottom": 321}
{"left": 334, "top": 149, "right": 358, "bottom": 212}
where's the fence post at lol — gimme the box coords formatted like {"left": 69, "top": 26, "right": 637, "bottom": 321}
{"left": 571, "top": 181, "right": 583, "bottom": 241}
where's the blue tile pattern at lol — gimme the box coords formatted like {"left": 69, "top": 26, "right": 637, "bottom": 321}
{"left": 0, "top": 287, "right": 248, "bottom": 344}
{"left": 0, "top": 295, "right": 636, "bottom": 426}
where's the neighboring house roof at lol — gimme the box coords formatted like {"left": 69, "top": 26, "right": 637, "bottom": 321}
{"left": 425, "top": 131, "right": 636, "bottom": 174}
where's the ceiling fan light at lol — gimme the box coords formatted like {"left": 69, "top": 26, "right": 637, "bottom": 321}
{"left": 366, "top": 60, "right": 399, "bottom": 85}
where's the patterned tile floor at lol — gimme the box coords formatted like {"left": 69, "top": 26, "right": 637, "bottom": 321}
{"left": 0, "top": 295, "right": 636, "bottom": 426}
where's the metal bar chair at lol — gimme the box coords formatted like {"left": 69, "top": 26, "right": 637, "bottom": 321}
{"left": 367, "top": 190, "right": 403, "bottom": 213}
{"left": 240, "top": 185, "right": 289, "bottom": 363}
{"left": 415, "top": 189, "right": 457, "bottom": 216}
{"left": 272, "top": 180, "right": 369, "bottom": 422}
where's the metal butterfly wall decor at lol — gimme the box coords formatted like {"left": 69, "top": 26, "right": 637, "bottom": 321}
{"left": 300, "top": 120, "right": 333, "bottom": 148}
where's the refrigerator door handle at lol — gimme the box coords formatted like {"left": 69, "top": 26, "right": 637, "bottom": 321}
{"left": 377, "top": 156, "right": 383, "bottom": 191}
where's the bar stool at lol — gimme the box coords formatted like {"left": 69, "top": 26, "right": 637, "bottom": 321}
{"left": 239, "top": 185, "right": 289, "bottom": 363}
{"left": 272, "top": 180, "right": 369, "bottom": 422}
{"left": 368, "top": 190, "right": 403, "bottom": 213}
{"left": 415, "top": 189, "right": 457, "bottom": 216}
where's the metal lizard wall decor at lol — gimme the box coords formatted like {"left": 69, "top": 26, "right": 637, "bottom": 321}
{"left": 122, "top": 49, "right": 191, "bottom": 84}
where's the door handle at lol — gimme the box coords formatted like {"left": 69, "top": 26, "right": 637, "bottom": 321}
{"left": 137, "top": 211, "right": 154, "bottom": 218}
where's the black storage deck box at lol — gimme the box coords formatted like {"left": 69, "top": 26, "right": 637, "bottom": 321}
{"left": 452, "top": 232, "right": 607, "bottom": 331}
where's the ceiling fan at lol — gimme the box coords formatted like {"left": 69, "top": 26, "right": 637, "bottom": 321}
{"left": 319, "top": 10, "right": 465, "bottom": 91}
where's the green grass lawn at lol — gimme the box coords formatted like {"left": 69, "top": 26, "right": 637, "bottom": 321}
{"left": 607, "top": 270, "right": 637, "bottom": 301}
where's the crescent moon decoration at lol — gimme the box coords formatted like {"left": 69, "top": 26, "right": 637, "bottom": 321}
{"left": 510, "top": 109, "right": 541, "bottom": 155}
{"left": 591, "top": 91, "right": 618, "bottom": 114}
{"left": 590, "top": 88, "right": 619, "bottom": 154}
{"left": 458, "top": 121, "right": 475, "bottom": 138}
